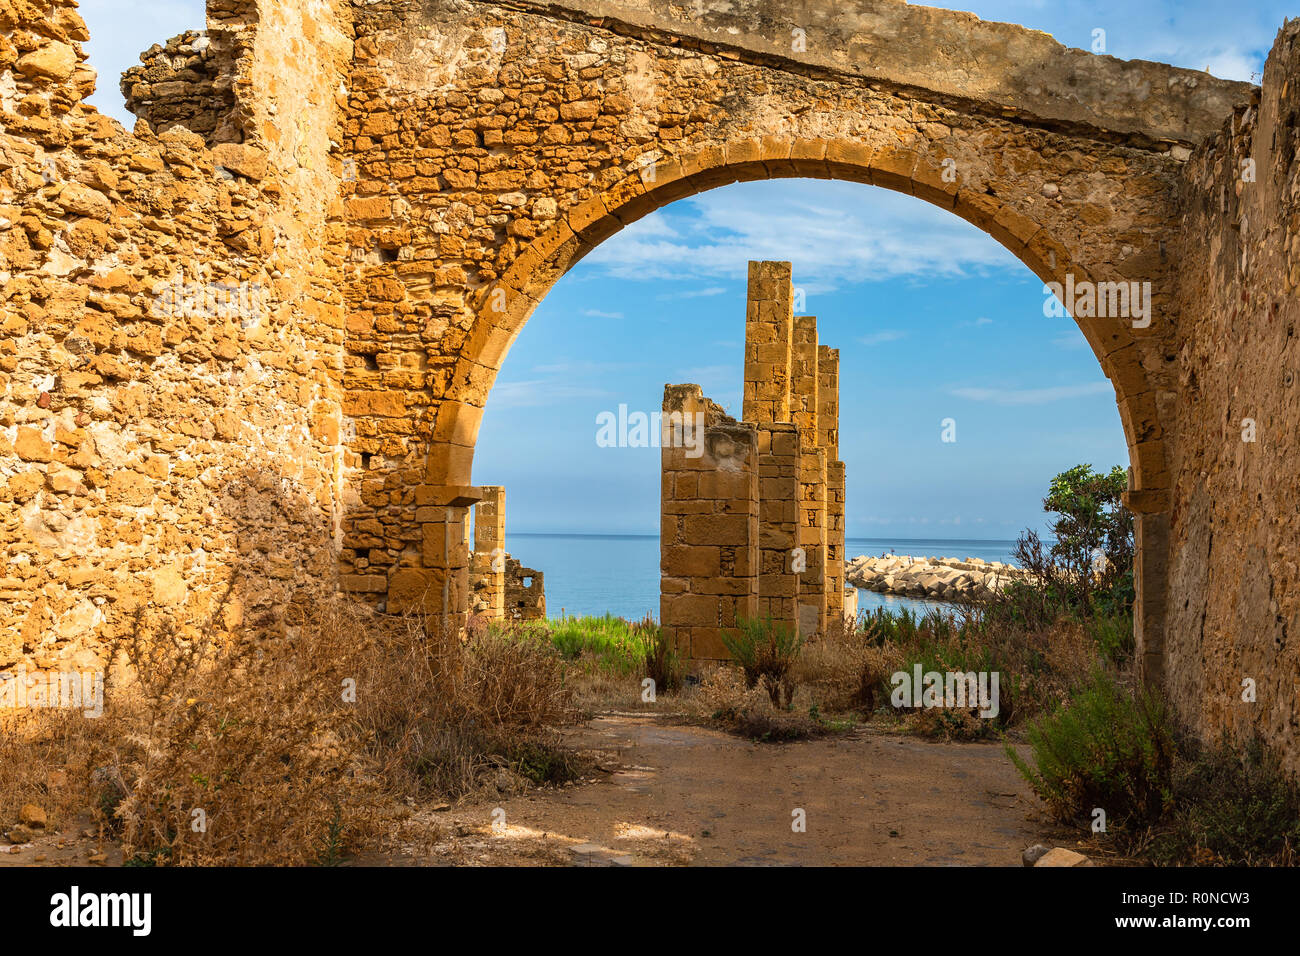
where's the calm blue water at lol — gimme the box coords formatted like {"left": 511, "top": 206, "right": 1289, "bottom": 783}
{"left": 506, "top": 533, "right": 1019, "bottom": 621}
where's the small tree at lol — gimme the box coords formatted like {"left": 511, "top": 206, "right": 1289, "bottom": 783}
{"left": 1013, "top": 464, "right": 1134, "bottom": 616}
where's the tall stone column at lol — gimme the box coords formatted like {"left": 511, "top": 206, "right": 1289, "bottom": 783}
{"left": 792, "top": 315, "right": 827, "bottom": 636}
{"left": 743, "top": 261, "right": 794, "bottom": 425}
{"left": 825, "top": 460, "right": 847, "bottom": 625}
{"left": 818, "top": 346, "right": 846, "bottom": 626}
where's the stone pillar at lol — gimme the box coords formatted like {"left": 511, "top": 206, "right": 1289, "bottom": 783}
{"left": 471, "top": 485, "right": 506, "bottom": 619}
{"left": 389, "top": 485, "right": 482, "bottom": 635}
{"left": 818, "top": 346, "right": 846, "bottom": 627}
{"left": 756, "top": 422, "right": 801, "bottom": 629}
{"left": 826, "top": 459, "right": 846, "bottom": 626}
{"left": 742, "top": 261, "right": 794, "bottom": 426}
{"left": 798, "top": 447, "right": 828, "bottom": 637}
{"left": 817, "top": 345, "right": 840, "bottom": 460}
{"left": 661, "top": 385, "right": 759, "bottom": 660}
{"left": 792, "top": 315, "right": 826, "bottom": 637}
{"left": 1128, "top": 494, "right": 1171, "bottom": 689}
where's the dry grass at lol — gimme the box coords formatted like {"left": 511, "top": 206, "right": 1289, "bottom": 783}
{"left": 795, "top": 616, "right": 904, "bottom": 715}
{"left": 0, "top": 586, "right": 580, "bottom": 866}
{"left": 690, "top": 665, "right": 831, "bottom": 741}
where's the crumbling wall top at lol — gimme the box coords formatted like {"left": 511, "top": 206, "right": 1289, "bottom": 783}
{"left": 505, "top": 0, "right": 1253, "bottom": 145}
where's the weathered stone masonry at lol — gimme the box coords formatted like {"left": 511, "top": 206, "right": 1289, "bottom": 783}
{"left": 3, "top": 0, "right": 1300, "bottom": 767}
{"left": 661, "top": 261, "right": 848, "bottom": 659}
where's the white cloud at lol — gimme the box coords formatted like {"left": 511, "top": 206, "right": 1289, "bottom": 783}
{"left": 656, "top": 286, "right": 729, "bottom": 300}
{"left": 489, "top": 379, "right": 610, "bottom": 409}
{"left": 950, "top": 381, "right": 1114, "bottom": 406}
{"left": 582, "top": 180, "right": 1022, "bottom": 289}
{"left": 582, "top": 309, "right": 624, "bottom": 319}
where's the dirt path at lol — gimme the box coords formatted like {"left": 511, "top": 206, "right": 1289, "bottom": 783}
{"left": 2, "top": 715, "right": 1056, "bottom": 867}
{"left": 378, "top": 715, "right": 1056, "bottom": 866}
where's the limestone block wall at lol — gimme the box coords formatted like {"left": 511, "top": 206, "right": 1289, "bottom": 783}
{"left": 819, "top": 345, "right": 845, "bottom": 621}
{"left": 660, "top": 385, "right": 759, "bottom": 660}
{"left": 826, "top": 458, "right": 846, "bottom": 622}
{"left": 756, "top": 422, "right": 800, "bottom": 628}
{"left": 1165, "top": 21, "right": 1300, "bottom": 769}
{"left": 792, "top": 315, "right": 827, "bottom": 635}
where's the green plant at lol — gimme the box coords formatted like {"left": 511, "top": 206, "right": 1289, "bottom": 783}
{"left": 1007, "top": 671, "right": 1173, "bottom": 828}
{"left": 314, "top": 804, "right": 347, "bottom": 867}
{"left": 518, "top": 613, "right": 649, "bottom": 677}
{"left": 1088, "top": 611, "right": 1135, "bottom": 665}
{"left": 1006, "top": 464, "right": 1134, "bottom": 619}
{"left": 1147, "top": 737, "right": 1300, "bottom": 865}
{"left": 641, "top": 616, "right": 685, "bottom": 694}
{"left": 723, "top": 615, "right": 804, "bottom": 709}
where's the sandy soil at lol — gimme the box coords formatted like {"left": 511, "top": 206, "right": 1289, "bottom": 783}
{"left": 2, "top": 714, "right": 1058, "bottom": 867}
{"left": 370, "top": 714, "right": 1056, "bottom": 866}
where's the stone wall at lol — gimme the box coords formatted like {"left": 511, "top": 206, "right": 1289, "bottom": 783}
{"left": 756, "top": 422, "right": 800, "bottom": 628}
{"left": 660, "top": 384, "right": 759, "bottom": 659}
{"left": 468, "top": 484, "right": 505, "bottom": 618}
{"left": 120, "top": 29, "right": 242, "bottom": 144}
{"left": 3, "top": 0, "right": 1299, "bottom": 770}
{"left": 819, "top": 346, "right": 844, "bottom": 623}
{"left": 1164, "top": 21, "right": 1300, "bottom": 766}
{"left": 0, "top": 0, "right": 353, "bottom": 672}
{"left": 503, "top": 556, "right": 544, "bottom": 621}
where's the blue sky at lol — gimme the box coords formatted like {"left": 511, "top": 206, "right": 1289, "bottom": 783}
{"left": 80, "top": 1, "right": 1295, "bottom": 538}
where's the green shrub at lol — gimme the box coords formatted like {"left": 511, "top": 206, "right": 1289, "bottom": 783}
{"left": 641, "top": 616, "right": 685, "bottom": 694}
{"left": 723, "top": 615, "right": 804, "bottom": 710}
{"left": 1148, "top": 737, "right": 1300, "bottom": 865}
{"left": 1088, "top": 611, "right": 1135, "bottom": 666}
{"left": 1008, "top": 671, "right": 1173, "bottom": 827}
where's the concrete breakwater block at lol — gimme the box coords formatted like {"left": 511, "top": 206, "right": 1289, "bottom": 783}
{"left": 845, "top": 554, "right": 1030, "bottom": 603}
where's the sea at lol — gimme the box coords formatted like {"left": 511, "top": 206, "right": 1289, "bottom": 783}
{"left": 505, "top": 533, "right": 1020, "bottom": 621}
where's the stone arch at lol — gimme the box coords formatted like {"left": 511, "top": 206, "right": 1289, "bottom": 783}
{"left": 431, "top": 134, "right": 1168, "bottom": 502}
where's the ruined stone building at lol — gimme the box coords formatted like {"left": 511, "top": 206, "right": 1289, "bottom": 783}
{"left": 2, "top": 0, "right": 1300, "bottom": 768}
{"left": 466, "top": 485, "right": 545, "bottom": 621}
{"left": 661, "top": 262, "right": 851, "bottom": 659}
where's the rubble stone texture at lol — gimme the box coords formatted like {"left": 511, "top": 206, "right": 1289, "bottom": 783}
{"left": 0, "top": 0, "right": 1297, "bottom": 767}
{"left": 503, "top": 556, "right": 544, "bottom": 621}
